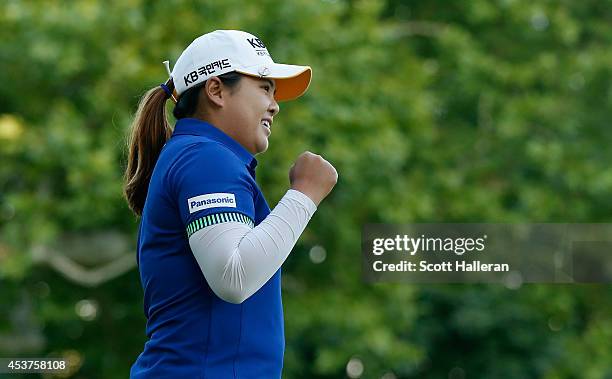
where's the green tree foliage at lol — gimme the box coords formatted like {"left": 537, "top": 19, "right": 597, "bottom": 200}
{"left": 1, "top": 0, "right": 611, "bottom": 378}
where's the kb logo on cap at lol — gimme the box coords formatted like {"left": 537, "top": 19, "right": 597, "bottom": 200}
{"left": 247, "top": 38, "right": 267, "bottom": 49}
{"left": 183, "top": 58, "right": 232, "bottom": 86}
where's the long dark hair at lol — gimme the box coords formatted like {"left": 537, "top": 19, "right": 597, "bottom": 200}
{"left": 123, "top": 72, "right": 242, "bottom": 216}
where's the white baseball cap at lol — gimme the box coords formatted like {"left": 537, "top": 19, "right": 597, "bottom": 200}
{"left": 167, "top": 30, "right": 312, "bottom": 102}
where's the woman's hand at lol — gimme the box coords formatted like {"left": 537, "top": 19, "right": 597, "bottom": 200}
{"left": 289, "top": 151, "right": 338, "bottom": 206}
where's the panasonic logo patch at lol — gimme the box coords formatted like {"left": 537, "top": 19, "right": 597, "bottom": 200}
{"left": 188, "top": 193, "right": 236, "bottom": 213}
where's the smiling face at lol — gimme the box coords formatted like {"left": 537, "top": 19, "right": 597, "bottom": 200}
{"left": 219, "top": 75, "right": 280, "bottom": 155}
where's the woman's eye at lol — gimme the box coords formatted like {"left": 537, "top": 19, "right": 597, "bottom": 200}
{"left": 262, "top": 85, "right": 271, "bottom": 92}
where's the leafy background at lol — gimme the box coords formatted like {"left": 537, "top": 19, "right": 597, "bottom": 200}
{"left": 1, "top": 0, "right": 611, "bottom": 378}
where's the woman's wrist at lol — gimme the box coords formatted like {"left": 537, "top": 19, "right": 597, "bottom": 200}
{"left": 289, "top": 183, "right": 324, "bottom": 207}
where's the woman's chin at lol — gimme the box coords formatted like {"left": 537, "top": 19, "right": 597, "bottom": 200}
{"left": 255, "top": 138, "right": 269, "bottom": 154}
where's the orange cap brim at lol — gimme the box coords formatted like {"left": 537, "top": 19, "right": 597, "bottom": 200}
{"left": 236, "top": 64, "right": 312, "bottom": 102}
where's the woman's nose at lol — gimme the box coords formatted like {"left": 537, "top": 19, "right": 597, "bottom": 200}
{"left": 269, "top": 98, "right": 280, "bottom": 116}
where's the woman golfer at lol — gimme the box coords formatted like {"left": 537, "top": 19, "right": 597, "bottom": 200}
{"left": 123, "top": 30, "right": 337, "bottom": 378}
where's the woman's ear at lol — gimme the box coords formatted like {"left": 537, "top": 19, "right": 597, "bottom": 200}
{"left": 204, "top": 77, "right": 224, "bottom": 108}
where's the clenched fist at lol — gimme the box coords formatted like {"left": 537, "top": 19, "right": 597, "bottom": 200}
{"left": 289, "top": 151, "right": 338, "bottom": 206}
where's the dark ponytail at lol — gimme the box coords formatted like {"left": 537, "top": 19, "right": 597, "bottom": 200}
{"left": 123, "top": 80, "right": 175, "bottom": 216}
{"left": 123, "top": 72, "right": 243, "bottom": 217}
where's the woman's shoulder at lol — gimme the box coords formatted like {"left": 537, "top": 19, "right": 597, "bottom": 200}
{"left": 172, "top": 138, "right": 242, "bottom": 164}
{"left": 164, "top": 139, "right": 247, "bottom": 179}
{"left": 161, "top": 139, "right": 254, "bottom": 199}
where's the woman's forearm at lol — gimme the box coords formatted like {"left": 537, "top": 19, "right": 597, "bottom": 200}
{"left": 188, "top": 189, "right": 317, "bottom": 303}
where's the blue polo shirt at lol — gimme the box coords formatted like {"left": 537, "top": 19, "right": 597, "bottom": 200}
{"left": 130, "top": 118, "right": 284, "bottom": 379}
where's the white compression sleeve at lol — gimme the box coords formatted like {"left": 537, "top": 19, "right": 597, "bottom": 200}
{"left": 188, "top": 189, "right": 317, "bottom": 304}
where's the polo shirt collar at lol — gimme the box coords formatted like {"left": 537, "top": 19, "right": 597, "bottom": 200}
{"left": 172, "top": 118, "right": 257, "bottom": 170}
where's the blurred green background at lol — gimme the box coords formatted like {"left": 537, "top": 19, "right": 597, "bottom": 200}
{"left": 1, "top": 0, "right": 611, "bottom": 378}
